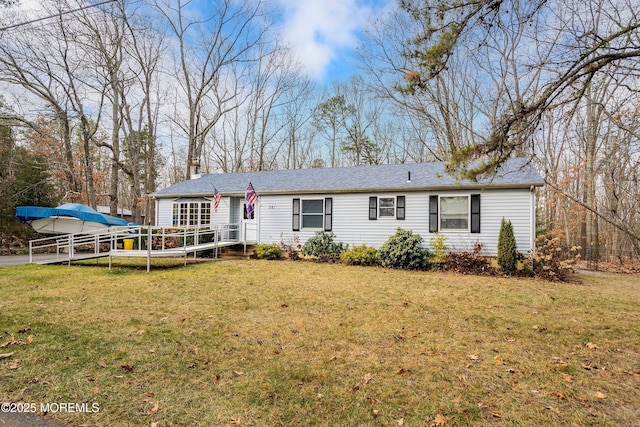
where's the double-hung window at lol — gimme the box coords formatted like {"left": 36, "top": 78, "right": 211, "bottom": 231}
{"left": 369, "top": 196, "right": 405, "bottom": 220}
{"left": 429, "top": 194, "right": 480, "bottom": 233}
{"left": 292, "top": 198, "right": 332, "bottom": 231}
{"left": 440, "top": 196, "right": 468, "bottom": 230}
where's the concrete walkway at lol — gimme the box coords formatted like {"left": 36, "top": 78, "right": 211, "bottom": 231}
{"left": 0, "top": 411, "right": 68, "bottom": 427}
{"left": 0, "top": 254, "right": 86, "bottom": 267}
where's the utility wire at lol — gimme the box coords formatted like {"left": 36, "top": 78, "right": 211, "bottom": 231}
{"left": 0, "top": 0, "right": 117, "bottom": 31}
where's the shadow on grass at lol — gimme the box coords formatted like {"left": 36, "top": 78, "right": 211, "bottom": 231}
{"left": 75, "top": 257, "right": 217, "bottom": 272}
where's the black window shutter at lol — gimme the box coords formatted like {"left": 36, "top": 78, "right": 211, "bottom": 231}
{"left": 324, "top": 198, "right": 333, "bottom": 231}
{"left": 369, "top": 197, "right": 377, "bottom": 220}
{"left": 292, "top": 198, "right": 300, "bottom": 231}
{"left": 396, "top": 196, "right": 405, "bottom": 220}
{"left": 470, "top": 194, "right": 481, "bottom": 233}
{"left": 429, "top": 195, "right": 438, "bottom": 232}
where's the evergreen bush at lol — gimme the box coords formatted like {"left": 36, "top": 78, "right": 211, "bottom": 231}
{"left": 301, "top": 231, "right": 345, "bottom": 260}
{"left": 377, "top": 228, "right": 431, "bottom": 270}
{"left": 497, "top": 218, "right": 518, "bottom": 275}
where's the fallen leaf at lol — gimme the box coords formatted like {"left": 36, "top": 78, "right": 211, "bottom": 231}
{"left": 92, "top": 387, "right": 100, "bottom": 394}
{"left": 8, "top": 361, "right": 20, "bottom": 369}
{"left": 585, "top": 342, "right": 599, "bottom": 349}
{"left": 150, "top": 423, "right": 160, "bottom": 427}
{"left": 561, "top": 373, "right": 574, "bottom": 383}
{"left": 97, "top": 361, "right": 108, "bottom": 368}
{"left": 594, "top": 392, "right": 607, "bottom": 399}
{"left": 490, "top": 412, "right": 502, "bottom": 418}
{"left": 121, "top": 364, "right": 135, "bottom": 372}
{"left": 373, "top": 409, "right": 379, "bottom": 418}
{"left": 458, "top": 373, "right": 468, "bottom": 383}
{"left": 233, "top": 370, "right": 244, "bottom": 376}
{"left": 397, "top": 418, "right": 404, "bottom": 426}
{"left": 468, "top": 355, "right": 480, "bottom": 362}
{"left": 26, "top": 335, "right": 33, "bottom": 345}
{"left": 145, "top": 401, "right": 159, "bottom": 415}
{"left": 230, "top": 417, "right": 242, "bottom": 425}
{"left": 494, "top": 354, "right": 504, "bottom": 365}
{"left": 353, "top": 373, "right": 372, "bottom": 391}
{"left": 431, "top": 413, "right": 447, "bottom": 425}
{"left": 0, "top": 352, "right": 14, "bottom": 359}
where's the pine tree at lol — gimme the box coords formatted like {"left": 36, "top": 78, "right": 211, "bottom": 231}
{"left": 497, "top": 218, "right": 518, "bottom": 275}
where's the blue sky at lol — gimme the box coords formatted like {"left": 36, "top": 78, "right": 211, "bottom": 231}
{"left": 273, "top": 0, "right": 393, "bottom": 83}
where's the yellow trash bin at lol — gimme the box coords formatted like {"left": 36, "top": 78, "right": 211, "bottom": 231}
{"left": 123, "top": 238, "right": 134, "bottom": 250}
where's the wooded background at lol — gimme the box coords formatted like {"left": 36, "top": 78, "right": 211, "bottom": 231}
{"left": 1, "top": 0, "right": 638, "bottom": 261}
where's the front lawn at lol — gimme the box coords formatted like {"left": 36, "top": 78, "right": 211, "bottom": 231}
{"left": 1, "top": 260, "right": 638, "bottom": 426}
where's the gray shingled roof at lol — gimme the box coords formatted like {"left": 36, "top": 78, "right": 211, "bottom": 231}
{"left": 152, "top": 157, "right": 544, "bottom": 198}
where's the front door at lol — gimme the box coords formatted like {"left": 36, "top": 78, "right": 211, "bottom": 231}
{"left": 230, "top": 197, "right": 257, "bottom": 243}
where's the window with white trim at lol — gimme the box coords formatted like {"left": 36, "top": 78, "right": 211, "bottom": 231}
{"left": 292, "top": 198, "right": 332, "bottom": 231}
{"left": 369, "top": 196, "right": 405, "bottom": 220}
{"left": 379, "top": 197, "right": 395, "bottom": 217}
{"left": 440, "top": 196, "right": 469, "bottom": 230}
{"left": 429, "top": 194, "right": 480, "bottom": 233}
{"left": 172, "top": 200, "right": 212, "bottom": 227}
{"left": 302, "top": 199, "right": 323, "bottom": 228}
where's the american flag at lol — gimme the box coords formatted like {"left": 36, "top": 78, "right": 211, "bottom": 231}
{"left": 213, "top": 187, "right": 222, "bottom": 213}
{"left": 245, "top": 181, "right": 257, "bottom": 215}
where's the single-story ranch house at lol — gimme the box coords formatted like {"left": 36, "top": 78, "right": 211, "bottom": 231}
{"left": 151, "top": 157, "right": 544, "bottom": 255}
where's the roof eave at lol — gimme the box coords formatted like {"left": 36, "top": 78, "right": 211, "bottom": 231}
{"left": 151, "top": 181, "right": 544, "bottom": 198}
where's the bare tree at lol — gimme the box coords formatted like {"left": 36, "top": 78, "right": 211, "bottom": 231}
{"left": 399, "top": 0, "right": 640, "bottom": 178}
{"left": 154, "top": 0, "right": 273, "bottom": 179}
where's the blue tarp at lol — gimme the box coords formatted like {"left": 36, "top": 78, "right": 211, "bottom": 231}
{"left": 16, "top": 203, "right": 129, "bottom": 227}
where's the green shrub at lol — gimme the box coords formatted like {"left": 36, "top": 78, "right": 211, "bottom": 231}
{"left": 340, "top": 244, "right": 378, "bottom": 266}
{"left": 429, "top": 233, "right": 448, "bottom": 267}
{"left": 377, "top": 228, "right": 431, "bottom": 270}
{"left": 301, "top": 231, "right": 345, "bottom": 260}
{"left": 497, "top": 218, "right": 518, "bottom": 275}
{"left": 253, "top": 243, "right": 282, "bottom": 260}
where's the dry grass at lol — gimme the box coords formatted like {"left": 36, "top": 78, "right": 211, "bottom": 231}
{"left": 0, "top": 260, "right": 639, "bottom": 426}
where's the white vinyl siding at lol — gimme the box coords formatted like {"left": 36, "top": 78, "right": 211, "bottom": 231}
{"left": 156, "top": 187, "right": 535, "bottom": 256}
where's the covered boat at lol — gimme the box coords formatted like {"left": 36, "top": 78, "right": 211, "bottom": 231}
{"left": 16, "top": 203, "right": 129, "bottom": 235}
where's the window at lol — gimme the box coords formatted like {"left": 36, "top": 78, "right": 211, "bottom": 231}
{"left": 200, "top": 203, "right": 211, "bottom": 225}
{"left": 428, "top": 194, "right": 480, "bottom": 233}
{"left": 379, "top": 197, "right": 395, "bottom": 217}
{"left": 302, "top": 199, "right": 323, "bottom": 228}
{"left": 369, "top": 196, "right": 405, "bottom": 220}
{"left": 440, "top": 196, "right": 469, "bottom": 230}
{"left": 172, "top": 200, "right": 212, "bottom": 227}
{"left": 292, "top": 198, "right": 332, "bottom": 231}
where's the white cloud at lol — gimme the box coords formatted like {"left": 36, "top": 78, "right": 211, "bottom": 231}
{"left": 275, "top": 0, "right": 376, "bottom": 82}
